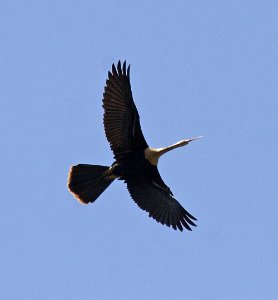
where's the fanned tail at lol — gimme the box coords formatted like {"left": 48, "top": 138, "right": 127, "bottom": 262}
{"left": 67, "top": 164, "right": 114, "bottom": 204}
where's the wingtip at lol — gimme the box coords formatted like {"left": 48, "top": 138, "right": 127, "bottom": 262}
{"left": 188, "top": 212, "right": 197, "bottom": 221}
{"left": 111, "top": 63, "right": 117, "bottom": 75}
{"left": 117, "top": 60, "right": 122, "bottom": 73}
{"left": 127, "top": 64, "right": 130, "bottom": 78}
{"left": 110, "top": 60, "right": 130, "bottom": 78}
{"left": 123, "top": 61, "right": 126, "bottom": 75}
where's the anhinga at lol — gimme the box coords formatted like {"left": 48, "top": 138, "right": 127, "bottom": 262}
{"left": 68, "top": 61, "right": 201, "bottom": 231}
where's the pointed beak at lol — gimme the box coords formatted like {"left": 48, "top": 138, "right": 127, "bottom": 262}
{"left": 187, "top": 136, "right": 203, "bottom": 142}
{"left": 180, "top": 136, "right": 203, "bottom": 146}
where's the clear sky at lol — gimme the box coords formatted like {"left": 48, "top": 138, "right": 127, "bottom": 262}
{"left": 1, "top": 1, "right": 277, "bottom": 299}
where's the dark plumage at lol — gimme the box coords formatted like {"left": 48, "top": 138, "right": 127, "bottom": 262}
{"left": 68, "top": 61, "right": 200, "bottom": 231}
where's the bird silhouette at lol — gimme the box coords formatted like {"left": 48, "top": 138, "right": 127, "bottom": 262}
{"left": 68, "top": 61, "right": 201, "bottom": 231}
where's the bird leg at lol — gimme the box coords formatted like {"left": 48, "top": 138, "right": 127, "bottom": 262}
{"left": 103, "top": 164, "right": 120, "bottom": 181}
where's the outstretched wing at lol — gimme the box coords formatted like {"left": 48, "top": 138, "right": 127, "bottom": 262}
{"left": 103, "top": 61, "right": 148, "bottom": 159}
{"left": 125, "top": 172, "right": 197, "bottom": 231}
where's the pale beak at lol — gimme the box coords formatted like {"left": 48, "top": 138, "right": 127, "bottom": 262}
{"left": 180, "top": 136, "right": 203, "bottom": 146}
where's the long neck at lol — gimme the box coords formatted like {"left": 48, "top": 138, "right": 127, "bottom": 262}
{"left": 156, "top": 140, "right": 188, "bottom": 156}
{"left": 144, "top": 140, "right": 188, "bottom": 166}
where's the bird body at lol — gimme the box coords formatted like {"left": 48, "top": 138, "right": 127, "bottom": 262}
{"left": 68, "top": 61, "right": 200, "bottom": 231}
{"left": 106, "top": 154, "right": 173, "bottom": 195}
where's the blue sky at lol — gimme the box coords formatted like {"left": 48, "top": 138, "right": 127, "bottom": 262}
{"left": 1, "top": 1, "right": 277, "bottom": 299}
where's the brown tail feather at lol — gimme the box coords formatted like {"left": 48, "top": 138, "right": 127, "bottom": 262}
{"left": 67, "top": 164, "right": 114, "bottom": 204}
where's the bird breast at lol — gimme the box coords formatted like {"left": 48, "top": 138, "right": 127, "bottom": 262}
{"left": 144, "top": 147, "right": 161, "bottom": 166}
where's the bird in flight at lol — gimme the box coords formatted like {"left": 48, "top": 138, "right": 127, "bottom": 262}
{"left": 68, "top": 61, "right": 201, "bottom": 231}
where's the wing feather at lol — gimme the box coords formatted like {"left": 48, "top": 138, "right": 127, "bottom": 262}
{"left": 125, "top": 175, "right": 197, "bottom": 232}
{"left": 103, "top": 61, "right": 148, "bottom": 159}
